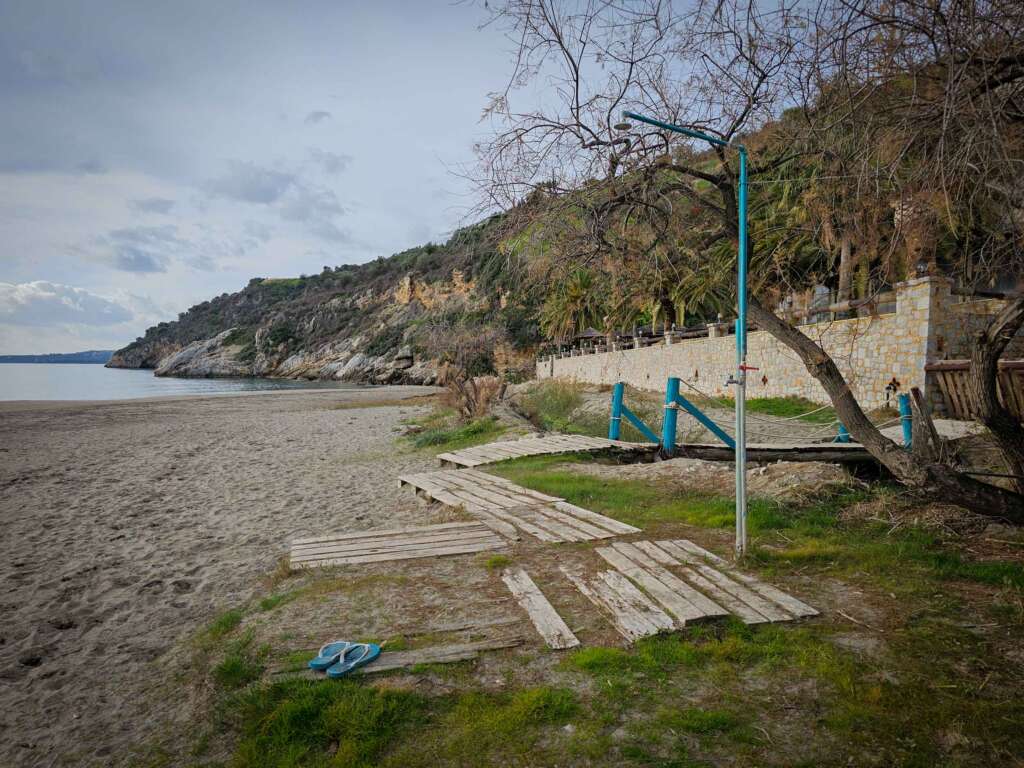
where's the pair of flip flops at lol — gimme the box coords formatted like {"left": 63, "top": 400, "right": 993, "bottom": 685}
{"left": 308, "top": 640, "right": 381, "bottom": 678}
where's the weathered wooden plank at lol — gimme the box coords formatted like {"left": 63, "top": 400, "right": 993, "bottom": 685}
{"left": 356, "top": 638, "right": 524, "bottom": 674}
{"left": 561, "top": 567, "right": 670, "bottom": 642}
{"left": 654, "top": 542, "right": 791, "bottom": 622}
{"left": 632, "top": 540, "right": 678, "bottom": 566}
{"left": 537, "top": 506, "right": 616, "bottom": 539}
{"left": 609, "top": 542, "right": 726, "bottom": 619}
{"left": 596, "top": 547, "right": 707, "bottom": 625}
{"left": 294, "top": 540, "right": 505, "bottom": 567}
{"left": 636, "top": 542, "right": 769, "bottom": 624}
{"left": 665, "top": 541, "right": 818, "bottom": 618}
{"left": 598, "top": 570, "right": 676, "bottom": 634}
{"left": 291, "top": 521, "right": 480, "bottom": 547}
{"left": 553, "top": 501, "right": 640, "bottom": 535}
{"left": 511, "top": 506, "right": 585, "bottom": 542}
{"left": 292, "top": 530, "right": 500, "bottom": 558}
{"left": 485, "top": 506, "right": 565, "bottom": 543}
{"left": 501, "top": 568, "right": 580, "bottom": 650}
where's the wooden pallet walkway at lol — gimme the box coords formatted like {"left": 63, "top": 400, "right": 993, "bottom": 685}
{"left": 437, "top": 434, "right": 654, "bottom": 467}
{"left": 398, "top": 468, "right": 640, "bottom": 543}
{"left": 290, "top": 521, "right": 507, "bottom": 568}
{"left": 563, "top": 539, "right": 817, "bottom": 642}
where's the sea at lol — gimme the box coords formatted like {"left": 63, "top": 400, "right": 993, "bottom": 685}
{"left": 0, "top": 363, "right": 365, "bottom": 401}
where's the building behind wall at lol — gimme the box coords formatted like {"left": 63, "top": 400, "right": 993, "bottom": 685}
{"left": 536, "top": 276, "right": 1024, "bottom": 414}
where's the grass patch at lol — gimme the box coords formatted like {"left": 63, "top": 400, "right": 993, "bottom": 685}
{"left": 490, "top": 455, "right": 788, "bottom": 532}
{"left": 517, "top": 380, "right": 659, "bottom": 441}
{"left": 197, "top": 608, "right": 244, "bottom": 650}
{"left": 212, "top": 631, "right": 267, "bottom": 691}
{"left": 410, "top": 415, "right": 507, "bottom": 451}
{"left": 221, "top": 678, "right": 427, "bottom": 768}
{"left": 258, "top": 591, "right": 298, "bottom": 612}
{"left": 482, "top": 553, "right": 512, "bottom": 570}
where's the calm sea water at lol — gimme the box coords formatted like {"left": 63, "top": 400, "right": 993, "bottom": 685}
{"left": 0, "top": 364, "right": 365, "bottom": 401}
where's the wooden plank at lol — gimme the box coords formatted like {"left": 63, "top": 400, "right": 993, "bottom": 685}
{"left": 666, "top": 541, "right": 818, "bottom": 618}
{"left": 655, "top": 542, "right": 792, "bottom": 622}
{"left": 510, "top": 506, "right": 585, "bottom": 542}
{"left": 292, "top": 530, "right": 500, "bottom": 559}
{"left": 633, "top": 540, "right": 678, "bottom": 566}
{"left": 636, "top": 542, "right": 769, "bottom": 624}
{"left": 484, "top": 506, "right": 565, "bottom": 543}
{"left": 294, "top": 540, "right": 505, "bottom": 567}
{"left": 537, "top": 506, "right": 616, "bottom": 539}
{"left": 553, "top": 501, "right": 640, "bottom": 535}
{"left": 561, "top": 567, "right": 671, "bottom": 642}
{"left": 291, "top": 524, "right": 494, "bottom": 551}
{"left": 501, "top": 568, "right": 580, "bottom": 650}
{"left": 610, "top": 542, "right": 726, "bottom": 619}
{"left": 356, "top": 638, "right": 523, "bottom": 674}
{"left": 598, "top": 571, "right": 676, "bottom": 634}
{"left": 596, "top": 547, "right": 707, "bottom": 625}
{"left": 291, "top": 521, "right": 480, "bottom": 547}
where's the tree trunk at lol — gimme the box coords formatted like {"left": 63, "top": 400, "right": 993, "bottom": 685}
{"left": 748, "top": 295, "right": 1024, "bottom": 523}
{"left": 969, "top": 296, "right": 1024, "bottom": 493}
{"left": 837, "top": 233, "right": 854, "bottom": 304}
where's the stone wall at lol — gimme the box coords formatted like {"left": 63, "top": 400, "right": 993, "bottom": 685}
{"left": 536, "top": 276, "right": 1021, "bottom": 412}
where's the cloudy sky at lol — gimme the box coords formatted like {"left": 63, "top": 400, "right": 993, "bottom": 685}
{"left": 0, "top": 1, "right": 512, "bottom": 354}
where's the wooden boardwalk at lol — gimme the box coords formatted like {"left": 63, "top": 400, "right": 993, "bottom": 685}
{"left": 290, "top": 521, "right": 507, "bottom": 568}
{"left": 565, "top": 539, "right": 817, "bottom": 642}
{"left": 436, "top": 434, "right": 873, "bottom": 468}
{"left": 399, "top": 468, "right": 640, "bottom": 542}
{"left": 437, "top": 434, "right": 653, "bottom": 467}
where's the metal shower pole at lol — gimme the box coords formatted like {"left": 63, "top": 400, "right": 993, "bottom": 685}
{"left": 621, "top": 111, "right": 750, "bottom": 557}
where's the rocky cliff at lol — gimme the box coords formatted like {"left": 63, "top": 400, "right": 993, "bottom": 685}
{"left": 108, "top": 217, "right": 540, "bottom": 384}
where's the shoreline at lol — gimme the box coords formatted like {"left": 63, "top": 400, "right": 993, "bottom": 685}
{"left": 0, "top": 384, "right": 444, "bottom": 411}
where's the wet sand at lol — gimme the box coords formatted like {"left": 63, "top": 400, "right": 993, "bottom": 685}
{"left": 0, "top": 387, "right": 442, "bottom": 766}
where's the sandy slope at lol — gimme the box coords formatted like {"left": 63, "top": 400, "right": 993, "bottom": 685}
{"left": 0, "top": 387, "right": 442, "bottom": 767}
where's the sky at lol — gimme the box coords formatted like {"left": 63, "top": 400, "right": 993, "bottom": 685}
{"left": 0, "top": 0, "right": 512, "bottom": 354}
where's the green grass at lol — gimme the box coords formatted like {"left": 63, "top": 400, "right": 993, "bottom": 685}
{"left": 517, "top": 380, "right": 660, "bottom": 441}
{"left": 212, "top": 680, "right": 578, "bottom": 768}
{"left": 490, "top": 454, "right": 789, "bottom": 532}
{"left": 212, "top": 631, "right": 267, "bottom": 690}
{"left": 482, "top": 553, "right": 512, "bottom": 570}
{"left": 702, "top": 395, "right": 837, "bottom": 424}
{"left": 409, "top": 415, "right": 507, "bottom": 452}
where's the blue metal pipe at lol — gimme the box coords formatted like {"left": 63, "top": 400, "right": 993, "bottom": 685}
{"left": 836, "top": 424, "right": 850, "bottom": 443}
{"left": 673, "top": 392, "right": 736, "bottom": 449}
{"left": 621, "top": 404, "right": 661, "bottom": 445}
{"left": 608, "top": 382, "right": 624, "bottom": 440}
{"left": 898, "top": 393, "right": 913, "bottom": 448}
{"left": 622, "top": 111, "right": 729, "bottom": 147}
{"left": 662, "top": 377, "right": 680, "bottom": 456}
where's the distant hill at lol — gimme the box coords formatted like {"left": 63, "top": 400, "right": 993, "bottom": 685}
{"left": 107, "top": 215, "right": 541, "bottom": 384}
{"left": 0, "top": 350, "right": 114, "bottom": 364}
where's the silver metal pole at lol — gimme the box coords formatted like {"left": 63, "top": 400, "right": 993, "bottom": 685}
{"left": 735, "top": 373, "right": 747, "bottom": 556}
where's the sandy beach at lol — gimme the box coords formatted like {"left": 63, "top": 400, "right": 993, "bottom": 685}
{"left": 0, "top": 387, "right": 443, "bottom": 767}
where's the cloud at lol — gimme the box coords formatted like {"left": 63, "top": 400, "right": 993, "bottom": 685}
{"left": 304, "top": 110, "right": 332, "bottom": 124}
{"left": 279, "top": 184, "right": 349, "bottom": 242}
{"left": 0, "top": 281, "right": 133, "bottom": 326}
{"left": 75, "top": 160, "right": 107, "bottom": 175}
{"left": 100, "top": 225, "right": 188, "bottom": 273}
{"left": 204, "top": 160, "right": 295, "bottom": 204}
{"left": 308, "top": 148, "right": 352, "bottom": 175}
{"left": 130, "top": 197, "right": 175, "bottom": 214}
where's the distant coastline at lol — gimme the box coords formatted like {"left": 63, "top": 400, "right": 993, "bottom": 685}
{"left": 0, "top": 350, "right": 113, "bottom": 364}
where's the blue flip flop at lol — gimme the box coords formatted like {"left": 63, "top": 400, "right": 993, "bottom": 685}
{"left": 308, "top": 640, "right": 353, "bottom": 671}
{"left": 324, "top": 642, "right": 381, "bottom": 679}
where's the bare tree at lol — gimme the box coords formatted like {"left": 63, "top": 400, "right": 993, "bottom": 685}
{"left": 476, "top": 0, "right": 1024, "bottom": 520}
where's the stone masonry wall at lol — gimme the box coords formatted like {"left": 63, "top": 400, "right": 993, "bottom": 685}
{"left": 536, "top": 276, "right": 1021, "bottom": 412}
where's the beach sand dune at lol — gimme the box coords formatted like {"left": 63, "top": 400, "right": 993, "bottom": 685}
{"left": 0, "top": 387, "right": 442, "bottom": 767}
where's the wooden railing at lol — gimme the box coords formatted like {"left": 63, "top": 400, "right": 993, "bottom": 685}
{"left": 926, "top": 360, "right": 1024, "bottom": 420}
